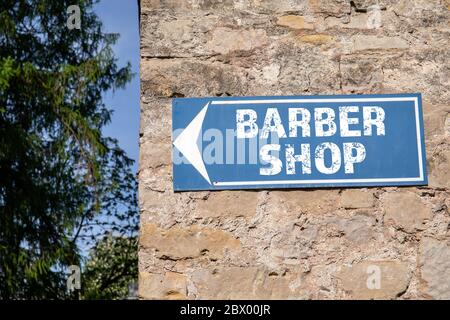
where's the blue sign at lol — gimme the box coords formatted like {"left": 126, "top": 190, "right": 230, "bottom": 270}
{"left": 172, "top": 93, "right": 427, "bottom": 191}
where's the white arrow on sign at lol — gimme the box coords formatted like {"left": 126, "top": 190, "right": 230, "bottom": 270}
{"left": 173, "top": 102, "right": 211, "bottom": 184}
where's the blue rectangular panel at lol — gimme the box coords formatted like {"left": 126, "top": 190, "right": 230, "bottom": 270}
{"left": 172, "top": 93, "right": 427, "bottom": 191}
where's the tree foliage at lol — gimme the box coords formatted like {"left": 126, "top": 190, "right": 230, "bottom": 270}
{"left": 81, "top": 235, "right": 138, "bottom": 300}
{"left": 0, "top": 0, "right": 138, "bottom": 299}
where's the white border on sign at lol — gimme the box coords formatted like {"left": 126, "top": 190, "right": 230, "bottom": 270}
{"left": 210, "top": 97, "right": 424, "bottom": 186}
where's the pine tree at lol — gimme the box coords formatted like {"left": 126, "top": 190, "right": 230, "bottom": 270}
{"left": 0, "top": 0, "right": 138, "bottom": 299}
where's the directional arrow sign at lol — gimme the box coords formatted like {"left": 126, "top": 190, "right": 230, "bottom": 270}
{"left": 172, "top": 94, "right": 427, "bottom": 191}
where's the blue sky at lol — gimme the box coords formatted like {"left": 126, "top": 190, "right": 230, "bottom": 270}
{"left": 94, "top": 0, "right": 140, "bottom": 174}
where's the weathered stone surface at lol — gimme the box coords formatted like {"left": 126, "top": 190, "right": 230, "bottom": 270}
{"left": 352, "top": 35, "right": 409, "bottom": 51}
{"left": 262, "top": 64, "right": 281, "bottom": 84}
{"left": 327, "top": 214, "right": 376, "bottom": 243}
{"left": 142, "top": 0, "right": 311, "bottom": 13}
{"left": 337, "top": 261, "right": 411, "bottom": 299}
{"left": 196, "top": 191, "right": 259, "bottom": 218}
{"left": 141, "top": 59, "right": 247, "bottom": 98}
{"left": 139, "top": 165, "right": 172, "bottom": 192}
{"left": 381, "top": 49, "right": 450, "bottom": 103}
{"left": 340, "top": 56, "right": 383, "bottom": 93}
{"left": 418, "top": 237, "right": 450, "bottom": 299}
{"left": 308, "top": 0, "right": 351, "bottom": 16}
{"left": 139, "top": 190, "right": 173, "bottom": 214}
{"left": 159, "top": 19, "right": 193, "bottom": 43}
{"left": 297, "top": 34, "right": 333, "bottom": 45}
{"left": 423, "top": 103, "right": 450, "bottom": 139}
{"left": 140, "top": 98, "right": 171, "bottom": 139}
{"left": 392, "top": 0, "right": 450, "bottom": 26}
{"left": 351, "top": 0, "right": 389, "bottom": 10}
{"left": 429, "top": 149, "right": 450, "bottom": 189}
{"left": 139, "top": 271, "right": 187, "bottom": 300}
{"left": 207, "top": 27, "right": 268, "bottom": 55}
{"left": 141, "top": 224, "right": 241, "bottom": 260}
{"left": 340, "top": 189, "right": 375, "bottom": 209}
{"left": 269, "top": 190, "right": 340, "bottom": 214}
{"left": 139, "top": 141, "right": 171, "bottom": 169}
{"left": 191, "top": 267, "right": 260, "bottom": 299}
{"left": 139, "top": 0, "right": 450, "bottom": 300}
{"left": 141, "top": 0, "right": 240, "bottom": 11}
{"left": 382, "top": 192, "right": 432, "bottom": 233}
{"left": 277, "top": 15, "right": 314, "bottom": 29}
{"left": 191, "top": 267, "right": 306, "bottom": 299}
{"left": 273, "top": 41, "right": 341, "bottom": 94}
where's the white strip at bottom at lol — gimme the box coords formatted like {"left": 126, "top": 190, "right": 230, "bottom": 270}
{"left": 213, "top": 177, "right": 424, "bottom": 186}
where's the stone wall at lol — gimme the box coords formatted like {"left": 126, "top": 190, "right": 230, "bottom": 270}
{"left": 139, "top": 0, "right": 450, "bottom": 299}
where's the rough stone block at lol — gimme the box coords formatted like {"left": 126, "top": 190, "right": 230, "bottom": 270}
{"left": 352, "top": 35, "right": 409, "bottom": 51}
{"left": 191, "top": 267, "right": 306, "bottom": 299}
{"left": 196, "top": 191, "right": 259, "bottom": 218}
{"left": 382, "top": 191, "right": 432, "bottom": 233}
{"left": 139, "top": 271, "right": 187, "bottom": 300}
{"left": 140, "top": 224, "right": 241, "bottom": 260}
{"left": 429, "top": 149, "right": 450, "bottom": 190}
{"left": 207, "top": 27, "right": 268, "bottom": 55}
{"left": 276, "top": 15, "right": 314, "bottom": 29}
{"left": 269, "top": 190, "right": 340, "bottom": 215}
{"left": 418, "top": 237, "right": 450, "bottom": 299}
{"left": 340, "top": 189, "right": 375, "bottom": 209}
{"left": 337, "top": 260, "right": 411, "bottom": 299}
